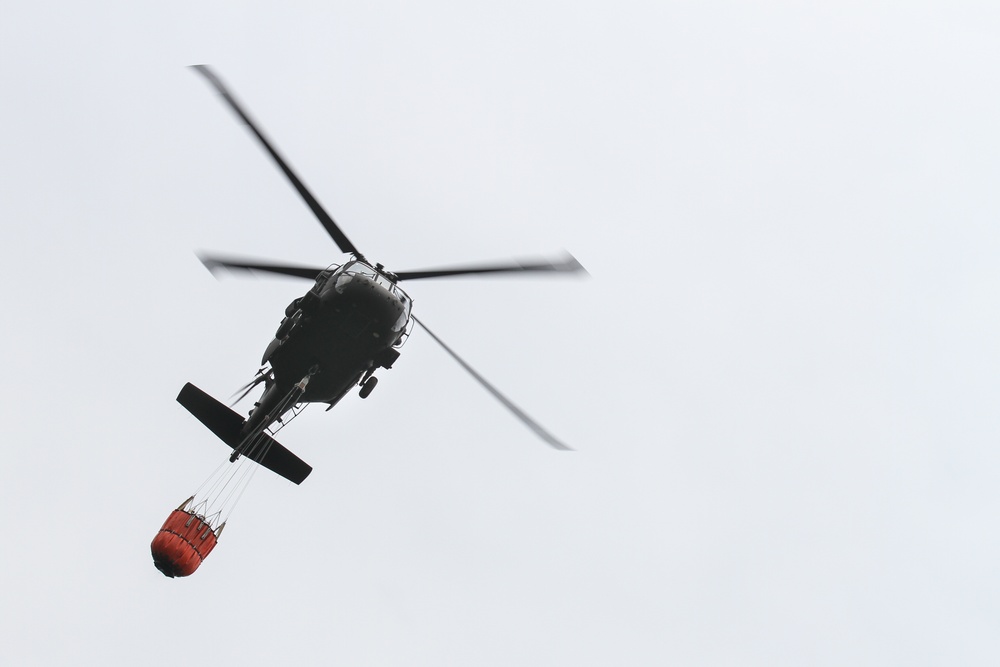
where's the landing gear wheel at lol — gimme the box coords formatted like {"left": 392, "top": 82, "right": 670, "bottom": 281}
{"left": 359, "top": 376, "right": 378, "bottom": 399}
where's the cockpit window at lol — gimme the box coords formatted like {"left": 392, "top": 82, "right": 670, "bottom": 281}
{"left": 342, "top": 260, "right": 376, "bottom": 279}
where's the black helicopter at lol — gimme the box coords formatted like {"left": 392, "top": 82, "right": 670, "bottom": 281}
{"left": 178, "top": 66, "right": 585, "bottom": 484}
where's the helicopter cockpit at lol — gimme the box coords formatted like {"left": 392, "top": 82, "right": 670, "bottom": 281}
{"left": 326, "top": 260, "right": 413, "bottom": 335}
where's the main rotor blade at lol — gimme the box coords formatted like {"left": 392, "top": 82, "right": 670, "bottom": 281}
{"left": 198, "top": 253, "right": 325, "bottom": 280}
{"left": 191, "top": 65, "right": 363, "bottom": 258}
{"left": 412, "top": 315, "right": 572, "bottom": 451}
{"left": 394, "top": 252, "right": 587, "bottom": 281}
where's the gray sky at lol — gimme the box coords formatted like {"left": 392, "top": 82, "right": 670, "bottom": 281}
{"left": 2, "top": 2, "right": 999, "bottom": 664}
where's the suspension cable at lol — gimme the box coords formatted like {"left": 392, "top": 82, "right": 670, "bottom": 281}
{"left": 184, "top": 382, "right": 313, "bottom": 530}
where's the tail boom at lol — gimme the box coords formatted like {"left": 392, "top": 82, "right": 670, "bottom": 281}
{"left": 176, "top": 382, "right": 312, "bottom": 484}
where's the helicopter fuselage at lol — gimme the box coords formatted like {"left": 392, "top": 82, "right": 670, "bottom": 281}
{"left": 241, "top": 260, "right": 412, "bottom": 435}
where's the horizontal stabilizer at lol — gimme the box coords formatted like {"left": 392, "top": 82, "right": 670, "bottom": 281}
{"left": 176, "top": 382, "right": 312, "bottom": 484}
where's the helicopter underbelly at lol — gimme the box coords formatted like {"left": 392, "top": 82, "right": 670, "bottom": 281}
{"left": 266, "top": 277, "right": 407, "bottom": 403}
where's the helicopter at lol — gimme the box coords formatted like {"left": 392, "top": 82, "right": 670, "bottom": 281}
{"left": 178, "top": 65, "right": 586, "bottom": 485}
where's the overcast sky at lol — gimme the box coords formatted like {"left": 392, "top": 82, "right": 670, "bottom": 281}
{"left": 2, "top": 2, "right": 1000, "bottom": 665}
